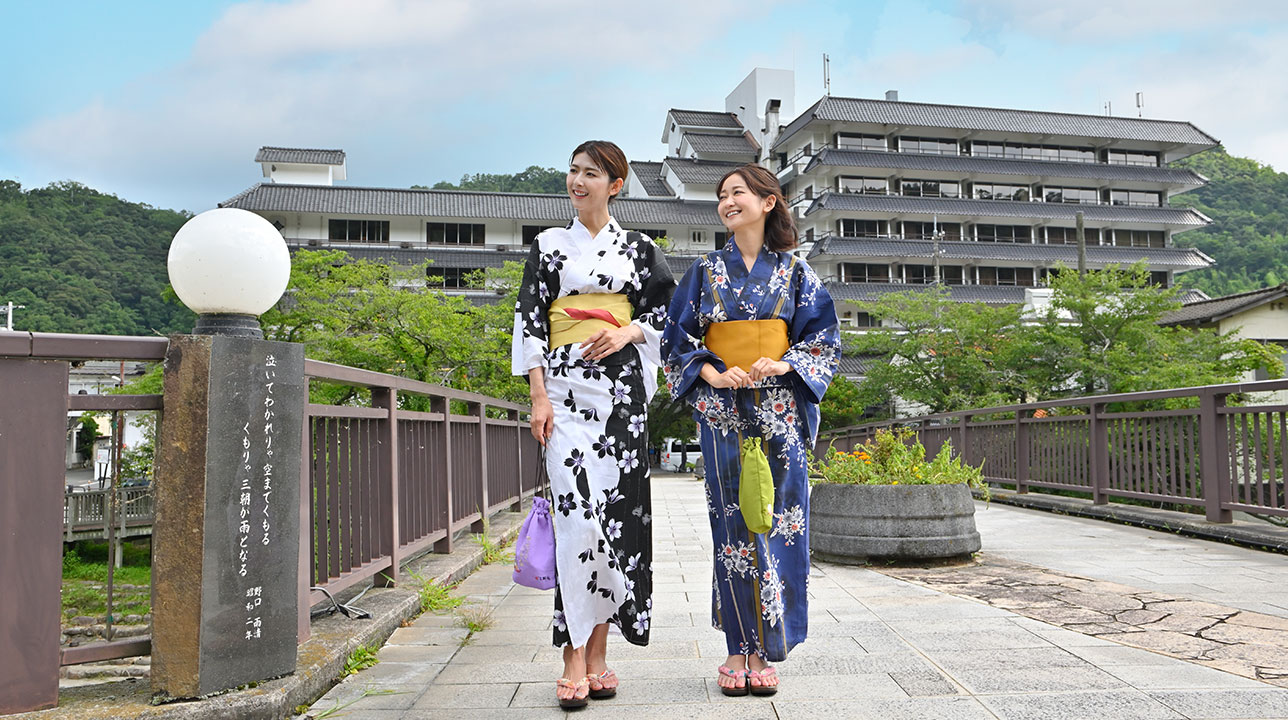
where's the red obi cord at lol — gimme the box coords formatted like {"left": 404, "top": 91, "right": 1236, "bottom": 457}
{"left": 562, "top": 307, "right": 622, "bottom": 327}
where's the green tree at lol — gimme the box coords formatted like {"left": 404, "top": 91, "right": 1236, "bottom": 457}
{"left": 421, "top": 166, "right": 567, "bottom": 194}
{"left": 818, "top": 375, "right": 868, "bottom": 430}
{"left": 260, "top": 250, "right": 529, "bottom": 405}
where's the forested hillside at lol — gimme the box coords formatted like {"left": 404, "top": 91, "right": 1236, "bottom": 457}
{"left": 1172, "top": 147, "right": 1288, "bottom": 296}
{"left": 0, "top": 180, "right": 195, "bottom": 335}
{"left": 419, "top": 165, "right": 566, "bottom": 193}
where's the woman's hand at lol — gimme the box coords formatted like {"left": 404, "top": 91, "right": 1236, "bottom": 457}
{"left": 749, "top": 358, "right": 791, "bottom": 382}
{"left": 580, "top": 325, "right": 642, "bottom": 362}
{"left": 530, "top": 394, "right": 554, "bottom": 446}
{"left": 702, "top": 362, "right": 752, "bottom": 389}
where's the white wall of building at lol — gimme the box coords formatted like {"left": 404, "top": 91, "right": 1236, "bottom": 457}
{"left": 262, "top": 163, "right": 335, "bottom": 185}
{"left": 726, "top": 68, "right": 795, "bottom": 152}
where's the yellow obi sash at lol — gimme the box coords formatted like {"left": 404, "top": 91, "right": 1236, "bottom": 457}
{"left": 705, "top": 319, "right": 790, "bottom": 372}
{"left": 548, "top": 294, "right": 632, "bottom": 349}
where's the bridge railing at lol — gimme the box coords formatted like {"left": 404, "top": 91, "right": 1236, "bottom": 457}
{"left": 819, "top": 379, "right": 1288, "bottom": 522}
{"left": 0, "top": 330, "right": 533, "bottom": 713}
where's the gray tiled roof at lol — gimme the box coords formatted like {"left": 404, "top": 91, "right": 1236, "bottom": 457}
{"left": 221, "top": 184, "right": 723, "bottom": 227}
{"left": 1176, "top": 288, "right": 1211, "bottom": 305}
{"left": 775, "top": 96, "right": 1219, "bottom": 151}
{"left": 630, "top": 162, "right": 673, "bottom": 197}
{"left": 663, "top": 157, "right": 745, "bottom": 185}
{"left": 666, "top": 254, "right": 703, "bottom": 277}
{"left": 670, "top": 109, "right": 743, "bottom": 129}
{"left": 1159, "top": 284, "right": 1288, "bottom": 326}
{"left": 837, "top": 355, "right": 879, "bottom": 376}
{"left": 318, "top": 244, "right": 530, "bottom": 268}
{"left": 826, "top": 280, "right": 1029, "bottom": 305}
{"left": 805, "top": 191, "right": 1210, "bottom": 226}
{"left": 255, "top": 147, "right": 346, "bottom": 165}
{"left": 804, "top": 147, "right": 1205, "bottom": 185}
{"left": 683, "top": 132, "right": 757, "bottom": 156}
{"left": 810, "top": 237, "right": 1214, "bottom": 270}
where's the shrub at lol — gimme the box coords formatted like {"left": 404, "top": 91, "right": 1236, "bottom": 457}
{"left": 812, "top": 428, "right": 988, "bottom": 499}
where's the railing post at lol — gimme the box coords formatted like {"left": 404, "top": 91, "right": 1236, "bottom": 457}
{"left": 1090, "top": 403, "right": 1109, "bottom": 505}
{"left": 0, "top": 358, "right": 67, "bottom": 714}
{"left": 510, "top": 408, "right": 523, "bottom": 512}
{"left": 1015, "top": 410, "right": 1029, "bottom": 494}
{"left": 1199, "top": 391, "right": 1233, "bottom": 523}
{"left": 373, "top": 386, "right": 402, "bottom": 584}
{"left": 957, "top": 413, "right": 971, "bottom": 463}
{"left": 472, "top": 401, "right": 489, "bottom": 533}
{"left": 298, "top": 403, "right": 311, "bottom": 641}
{"left": 433, "top": 394, "right": 454, "bottom": 553}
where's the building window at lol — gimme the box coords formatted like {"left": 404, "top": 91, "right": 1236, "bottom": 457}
{"left": 978, "top": 266, "right": 1035, "bottom": 286}
{"left": 1113, "top": 229, "right": 1165, "bottom": 248}
{"left": 941, "top": 266, "right": 964, "bottom": 285}
{"left": 522, "top": 225, "right": 558, "bottom": 245}
{"left": 715, "top": 231, "right": 729, "bottom": 248}
{"left": 902, "top": 221, "right": 961, "bottom": 241}
{"left": 900, "top": 179, "right": 960, "bottom": 198}
{"left": 972, "top": 183, "right": 1031, "bottom": 201}
{"left": 853, "top": 311, "right": 878, "bottom": 328}
{"left": 839, "top": 219, "right": 885, "bottom": 238}
{"left": 1106, "top": 149, "right": 1160, "bottom": 167}
{"left": 840, "top": 263, "right": 891, "bottom": 283}
{"left": 904, "top": 264, "right": 964, "bottom": 285}
{"left": 1109, "top": 189, "right": 1162, "bottom": 207}
{"left": 329, "top": 219, "right": 390, "bottom": 243}
{"left": 898, "top": 136, "right": 958, "bottom": 155}
{"left": 1046, "top": 226, "right": 1100, "bottom": 245}
{"left": 839, "top": 176, "right": 887, "bottom": 194}
{"left": 428, "top": 222, "right": 485, "bottom": 246}
{"left": 971, "top": 141, "right": 1095, "bottom": 163}
{"left": 1149, "top": 270, "right": 1170, "bottom": 287}
{"left": 835, "top": 133, "right": 886, "bottom": 151}
{"left": 975, "top": 225, "right": 1033, "bottom": 243}
{"left": 626, "top": 228, "right": 666, "bottom": 240}
{"left": 691, "top": 230, "right": 705, "bottom": 246}
{"left": 1043, "top": 187, "right": 1099, "bottom": 204}
{"left": 426, "top": 267, "right": 475, "bottom": 289}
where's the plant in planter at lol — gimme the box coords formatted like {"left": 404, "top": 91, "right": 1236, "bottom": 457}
{"left": 809, "top": 429, "right": 986, "bottom": 564}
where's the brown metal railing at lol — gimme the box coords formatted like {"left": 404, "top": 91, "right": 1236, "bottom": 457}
{"left": 0, "top": 331, "right": 533, "bottom": 712}
{"left": 820, "top": 379, "right": 1288, "bottom": 522}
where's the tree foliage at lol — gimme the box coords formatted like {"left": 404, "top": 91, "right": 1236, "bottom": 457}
{"left": 419, "top": 166, "right": 567, "bottom": 194}
{"left": 851, "top": 265, "right": 1283, "bottom": 416}
{"left": 0, "top": 180, "right": 195, "bottom": 335}
{"left": 1172, "top": 146, "right": 1288, "bottom": 296}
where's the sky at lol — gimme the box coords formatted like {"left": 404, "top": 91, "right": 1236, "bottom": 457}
{"left": 2, "top": 0, "right": 1287, "bottom": 213}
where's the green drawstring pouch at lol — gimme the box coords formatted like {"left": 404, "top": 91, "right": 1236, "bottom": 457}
{"left": 739, "top": 437, "right": 774, "bottom": 534}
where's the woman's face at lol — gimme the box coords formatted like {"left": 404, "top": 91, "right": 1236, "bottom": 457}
{"left": 717, "top": 173, "right": 776, "bottom": 234}
{"left": 567, "top": 152, "right": 621, "bottom": 211}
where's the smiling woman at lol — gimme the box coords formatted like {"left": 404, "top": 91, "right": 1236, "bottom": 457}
{"left": 511, "top": 140, "right": 676, "bottom": 710}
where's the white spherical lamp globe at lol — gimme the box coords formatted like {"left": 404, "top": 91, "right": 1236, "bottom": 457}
{"left": 167, "top": 208, "right": 291, "bottom": 336}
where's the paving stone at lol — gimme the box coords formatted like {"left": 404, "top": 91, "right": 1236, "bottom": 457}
{"left": 770, "top": 696, "right": 996, "bottom": 719}
{"left": 411, "top": 682, "right": 519, "bottom": 709}
{"left": 891, "top": 626, "right": 1051, "bottom": 651}
{"left": 979, "top": 689, "right": 1186, "bottom": 719}
{"left": 942, "top": 665, "right": 1131, "bottom": 694}
{"left": 386, "top": 626, "right": 471, "bottom": 646}
{"left": 1105, "top": 662, "right": 1271, "bottom": 690}
{"left": 512, "top": 677, "right": 708, "bottom": 707}
{"left": 450, "top": 643, "right": 539, "bottom": 664}
{"left": 310, "top": 681, "right": 424, "bottom": 711}
{"left": 345, "top": 660, "right": 446, "bottom": 685}
{"left": 1150, "top": 689, "right": 1288, "bottom": 718}
{"left": 376, "top": 644, "right": 460, "bottom": 664}
{"left": 434, "top": 660, "right": 562, "bottom": 684}
{"left": 888, "top": 669, "right": 961, "bottom": 696}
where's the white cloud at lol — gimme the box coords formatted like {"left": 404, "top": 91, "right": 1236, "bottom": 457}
{"left": 957, "top": 0, "right": 1288, "bottom": 41}
{"left": 9, "top": 0, "right": 779, "bottom": 210}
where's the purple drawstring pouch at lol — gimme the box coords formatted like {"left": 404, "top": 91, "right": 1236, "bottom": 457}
{"left": 512, "top": 495, "right": 556, "bottom": 590}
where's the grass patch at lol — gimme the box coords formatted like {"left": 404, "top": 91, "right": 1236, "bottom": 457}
{"left": 309, "top": 688, "right": 406, "bottom": 718}
{"left": 61, "top": 543, "right": 152, "bottom": 621}
{"left": 404, "top": 570, "right": 463, "bottom": 614}
{"left": 472, "top": 527, "right": 513, "bottom": 566}
{"left": 340, "top": 644, "right": 380, "bottom": 678}
{"left": 456, "top": 603, "right": 495, "bottom": 633}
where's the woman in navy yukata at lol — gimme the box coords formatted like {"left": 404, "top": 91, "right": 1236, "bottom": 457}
{"left": 512, "top": 141, "right": 675, "bottom": 709}
{"left": 662, "top": 164, "right": 840, "bottom": 696}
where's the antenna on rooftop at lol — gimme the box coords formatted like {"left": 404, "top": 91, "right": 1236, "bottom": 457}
{"left": 1104, "top": 100, "right": 1112, "bottom": 116}
{"left": 823, "top": 53, "right": 831, "bottom": 96}
{"left": 1135, "top": 92, "right": 1144, "bottom": 117}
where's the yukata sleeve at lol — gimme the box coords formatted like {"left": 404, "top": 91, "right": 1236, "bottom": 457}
{"left": 628, "top": 236, "right": 677, "bottom": 368}
{"left": 781, "top": 260, "right": 841, "bottom": 404}
{"left": 511, "top": 237, "right": 557, "bottom": 376}
{"left": 661, "top": 260, "right": 720, "bottom": 404}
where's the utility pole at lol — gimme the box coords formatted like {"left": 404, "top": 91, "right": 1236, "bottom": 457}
{"left": 3, "top": 301, "right": 24, "bottom": 331}
{"left": 823, "top": 53, "right": 831, "bottom": 96}
{"left": 932, "top": 214, "right": 942, "bottom": 285}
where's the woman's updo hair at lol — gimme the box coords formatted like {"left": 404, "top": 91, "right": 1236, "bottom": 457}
{"left": 570, "top": 140, "right": 629, "bottom": 204}
{"left": 717, "top": 164, "right": 798, "bottom": 252}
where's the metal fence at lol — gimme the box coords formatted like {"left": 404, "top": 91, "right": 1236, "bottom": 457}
{"left": 819, "top": 379, "right": 1288, "bottom": 522}
{"left": 0, "top": 331, "right": 534, "bottom": 710}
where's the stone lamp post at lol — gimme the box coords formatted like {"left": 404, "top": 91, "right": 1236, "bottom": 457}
{"left": 152, "top": 208, "right": 306, "bottom": 700}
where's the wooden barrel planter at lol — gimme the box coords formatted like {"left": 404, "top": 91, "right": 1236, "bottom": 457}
{"left": 810, "top": 483, "right": 981, "bottom": 564}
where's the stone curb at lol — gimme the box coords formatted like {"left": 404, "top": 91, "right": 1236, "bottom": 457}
{"left": 17, "top": 508, "right": 526, "bottom": 720}
{"left": 978, "top": 487, "right": 1288, "bottom": 554}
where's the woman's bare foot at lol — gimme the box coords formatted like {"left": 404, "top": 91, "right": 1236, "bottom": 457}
{"left": 584, "top": 623, "right": 617, "bottom": 697}
{"left": 557, "top": 645, "right": 589, "bottom": 704}
{"left": 717, "top": 654, "right": 748, "bottom": 695}
{"left": 747, "top": 654, "right": 778, "bottom": 694}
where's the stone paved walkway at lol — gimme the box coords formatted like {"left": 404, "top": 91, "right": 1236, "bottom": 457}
{"left": 302, "top": 474, "right": 1288, "bottom": 719}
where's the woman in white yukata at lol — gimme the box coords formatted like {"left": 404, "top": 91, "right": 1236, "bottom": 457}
{"left": 662, "top": 164, "right": 840, "bottom": 697}
{"left": 511, "top": 140, "right": 676, "bottom": 709}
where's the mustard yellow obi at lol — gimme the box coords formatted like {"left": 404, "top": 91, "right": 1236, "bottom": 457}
{"left": 705, "top": 319, "right": 790, "bottom": 372}
{"left": 548, "top": 294, "right": 632, "bottom": 349}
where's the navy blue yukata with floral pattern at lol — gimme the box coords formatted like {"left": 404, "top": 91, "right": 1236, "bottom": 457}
{"left": 662, "top": 239, "right": 840, "bottom": 662}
